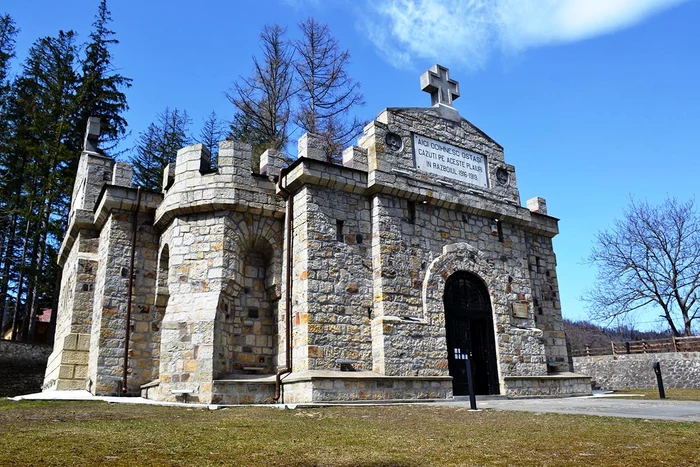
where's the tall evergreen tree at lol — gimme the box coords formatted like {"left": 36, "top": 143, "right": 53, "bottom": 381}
{"left": 198, "top": 111, "right": 226, "bottom": 165}
{"left": 0, "top": 13, "right": 18, "bottom": 333}
{"left": 0, "top": 4, "right": 131, "bottom": 341}
{"left": 293, "top": 18, "right": 364, "bottom": 161}
{"left": 0, "top": 14, "right": 18, "bottom": 103}
{"left": 75, "top": 0, "right": 132, "bottom": 153}
{"left": 131, "top": 107, "right": 191, "bottom": 191}
{"left": 227, "top": 25, "right": 294, "bottom": 158}
{"left": 2, "top": 31, "right": 80, "bottom": 340}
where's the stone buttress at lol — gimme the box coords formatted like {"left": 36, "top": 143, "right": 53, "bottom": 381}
{"left": 44, "top": 118, "right": 163, "bottom": 394}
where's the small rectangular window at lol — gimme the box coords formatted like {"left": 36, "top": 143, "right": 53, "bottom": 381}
{"left": 407, "top": 201, "right": 416, "bottom": 224}
{"left": 336, "top": 220, "right": 344, "bottom": 242}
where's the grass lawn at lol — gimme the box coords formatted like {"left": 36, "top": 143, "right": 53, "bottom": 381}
{"left": 609, "top": 388, "right": 700, "bottom": 401}
{"left": 1, "top": 399, "right": 699, "bottom": 466}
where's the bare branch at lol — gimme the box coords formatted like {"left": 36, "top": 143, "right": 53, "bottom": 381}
{"left": 227, "top": 24, "right": 294, "bottom": 159}
{"left": 293, "top": 18, "right": 365, "bottom": 162}
{"left": 584, "top": 196, "right": 699, "bottom": 336}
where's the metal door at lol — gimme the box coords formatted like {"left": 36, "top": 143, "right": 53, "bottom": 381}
{"left": 444, "top": 272, "right": 499, "bottom": 395}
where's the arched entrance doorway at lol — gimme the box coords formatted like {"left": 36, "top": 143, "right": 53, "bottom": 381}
{"left": 443, "top": 271, "right": 499, "bottom": 395}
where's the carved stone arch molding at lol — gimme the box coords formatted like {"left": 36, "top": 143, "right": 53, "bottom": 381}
{"left": 225, "top": 214, "right": 283, "bottom": 301}
{"left": 420, "top": 241, "right": 509, "bottom": 387}
{"left": 422, "top": 242, "right": 500, "bottom": 327}
{"left": 223, "top": 278, "right": 243, "bottom": 298}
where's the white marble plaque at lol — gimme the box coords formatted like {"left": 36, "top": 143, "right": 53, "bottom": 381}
{"left": 413, "top": 134, "right": 488, "bottom": 188}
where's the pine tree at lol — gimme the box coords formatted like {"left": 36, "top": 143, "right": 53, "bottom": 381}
{"left": 227, "top": 25, "right": 294, "bottom": 158}
{"left": 0, "top": 14, "right": 18, "bottom": 103}
{"left": 0, "top": 13, "right": 18, "bottom": 333}
{"left": 131, "top": 108, "right": 191, "bottom": 191}
{"left": 198, "top": 111, "right": 226, "bottom": 165}
{"left": 75, "top": 0, "right": 132, "bottom": 154}
{"left": 2, "top": 31, "right": 80, "bottom": 340}
{"left": 293, "top": 18, "right": 364, "bottom": 161}
{"left": 0, "top": 5, "right": 131, "bottom": 340}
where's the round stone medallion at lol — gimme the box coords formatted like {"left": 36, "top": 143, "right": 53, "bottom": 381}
{"left": 496, "top": 167, "right": 509, "bottom": 186}
{"left": 385, "top": 132, "right": 403, "bottom": 152}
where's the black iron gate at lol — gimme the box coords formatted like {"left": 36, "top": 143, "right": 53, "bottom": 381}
{"left": 444, "top": 272, "right": 499, "bottom": 395}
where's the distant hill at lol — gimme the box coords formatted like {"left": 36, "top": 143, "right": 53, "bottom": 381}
{"left": 564, "top": 319, "right": 671, "bottom": 353}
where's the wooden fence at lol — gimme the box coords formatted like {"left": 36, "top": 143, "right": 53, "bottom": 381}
{"left": 571, "top": 335, "right": 700, "bottom": 357}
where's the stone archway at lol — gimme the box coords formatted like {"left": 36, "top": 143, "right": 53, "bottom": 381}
{"left": 213, "top": 214, "right": 284, "bottom": 377}
{"left": 444, "top": 271, "right": 499, "bottom": 395}
{"left": 420, "top": 242, "right": 504, "bottom": 391}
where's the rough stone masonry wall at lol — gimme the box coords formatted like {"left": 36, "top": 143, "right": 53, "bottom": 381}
{"left": 357, "top": 105, "right": 555, "bottom": 383}
{"left": 153, "top": 141, "right": 283, "bottom": 402}
{"left": 215, "top": 211, "right": 282, "bottom": 375}
{"left": 43, "top": 231, "right": 98, "bottom": 391}
{"left": 292, "top": 185, "right": 374, "bottom": 372}
{"left": 573, "top": 352, "right": 700, "bottom": 390}
{"left": 0, "top": 340, "right": 52, "bottom": 396}
{"left": 370, "top": 192, "right": 548, "bottom": 380}
{"left": 88, "top": 208, "right": 160, "bottom": 395}
{"left": 128, "top": 211, "right": 163, "bottom": 388}
{"left": 526, "top": 231, "right": 569, "bottom": 372}
{"left": 159, "top": 213, "right": 226, "bottom": 401}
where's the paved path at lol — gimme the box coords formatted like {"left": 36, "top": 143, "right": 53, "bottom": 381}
{"left": 440, "top": 395, "right": 700, "bottom": 422}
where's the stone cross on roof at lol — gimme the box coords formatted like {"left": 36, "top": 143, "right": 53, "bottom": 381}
{"left": 420, "top": 64, "right": 460, "bottom": 108}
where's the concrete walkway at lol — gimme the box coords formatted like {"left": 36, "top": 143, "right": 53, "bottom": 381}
{"left": 440, "top": 394, "right": 700, "bottom": 422}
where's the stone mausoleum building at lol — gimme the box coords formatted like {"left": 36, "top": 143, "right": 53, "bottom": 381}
{"left": 43, "top": 65, "right": 591, "bottom": 403}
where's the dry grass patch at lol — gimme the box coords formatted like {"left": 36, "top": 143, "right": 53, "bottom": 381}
{"left": 1, "top": 399, "right": 698, "bottom": 466}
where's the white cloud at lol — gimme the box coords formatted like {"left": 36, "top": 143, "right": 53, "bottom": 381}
{"left": 365, "top": 0, "right": 688, "bottom": 69}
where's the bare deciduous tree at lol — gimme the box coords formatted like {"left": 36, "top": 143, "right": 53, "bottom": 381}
{"left": 584, "top": 197, "right": 700, "bottom": 336}
{"left": 227, "top": 24, "right": 294, "bottom": 160}
{"left": 294, "top": 18, "right": 364, "bottom": 162}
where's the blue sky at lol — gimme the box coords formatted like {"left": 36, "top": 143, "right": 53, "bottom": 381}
{"left": 3, "top": 0, "right": 699, "bottom": 330}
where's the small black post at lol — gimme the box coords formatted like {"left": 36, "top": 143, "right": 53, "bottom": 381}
{"left": 653, "top": 362, "right": 666, "bottom": 399}
{"left": 625, "top": 341, "right": 631, "bottom": 354}
{"left": 454, "top": 349, "right": 478, "bottom": 410}
{"left": 465, "top": 356, "right": 478, "bottom": 411}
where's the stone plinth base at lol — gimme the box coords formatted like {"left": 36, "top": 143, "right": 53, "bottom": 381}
{"left": 141, "top": 371, "right": 453, "bottom": 405}
{"left": 280, "top": 371, "right": 453, "bottom": 404}
{"left": 212, "top": 376, "right": 277, "bottom": 404}
{"left": 141, "top": 375, "right": 277, "bottom": 405}
{"left": 503, "top": 372, "right": 591, "bottom": 397}
{"left": 141, "top": 372, "right": 591, "bottom": 403}
{"left": 42, "top": 333, "right": 90, "bottom": 392}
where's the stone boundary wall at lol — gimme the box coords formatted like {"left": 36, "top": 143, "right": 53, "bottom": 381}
{"left": 573, "top": 352, "right": 700, "bottom": 390}
{"left": 0, "top": 340, "right": 52, "bottom": 397}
